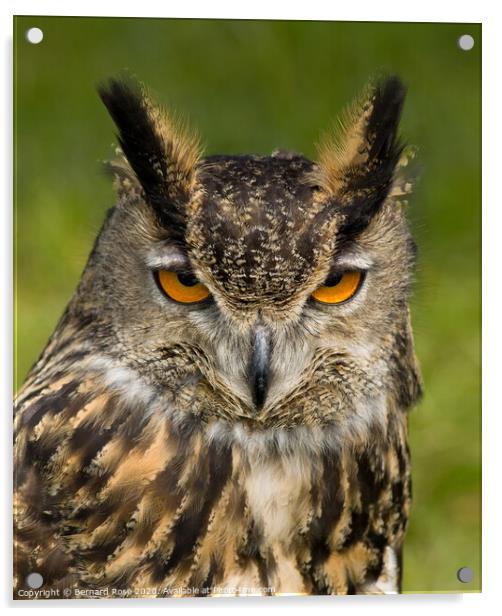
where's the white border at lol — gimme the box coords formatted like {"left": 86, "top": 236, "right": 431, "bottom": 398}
{"left": 1, "top": 1, "right": 498, "bottom": 615}
{"left": 0, "top": 0, "right": 491, "bottom": 21}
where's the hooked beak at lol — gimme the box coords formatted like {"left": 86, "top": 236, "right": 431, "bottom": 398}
{"left": 249, "top": 325, "right": 271, "bottom": 410}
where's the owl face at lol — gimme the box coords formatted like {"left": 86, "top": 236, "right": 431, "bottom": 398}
{"left": 75, "top": 77, "right": 421, "bottom": 435}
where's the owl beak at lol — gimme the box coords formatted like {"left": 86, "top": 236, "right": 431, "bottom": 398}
{"left": 250, "top": 325, "right": 271, "bottom": 410}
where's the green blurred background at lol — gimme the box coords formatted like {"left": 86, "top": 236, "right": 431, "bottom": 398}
{"left": 14, "top": 17, "right": 481, "bottom": 593}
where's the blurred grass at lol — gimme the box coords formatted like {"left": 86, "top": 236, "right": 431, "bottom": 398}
{"left": 14, "top": 17, "right": 481, "bottom": 593}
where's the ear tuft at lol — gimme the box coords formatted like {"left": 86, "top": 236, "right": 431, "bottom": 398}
{"left": 309, "top": 76, "right": 409, "bottom": 237}
{"left": 98, "top": 78, "right": 202, "bottom": 242}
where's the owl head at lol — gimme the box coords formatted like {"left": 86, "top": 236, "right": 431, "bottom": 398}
{"left": 69, "top": 76, "right": 421, "bottom": 448}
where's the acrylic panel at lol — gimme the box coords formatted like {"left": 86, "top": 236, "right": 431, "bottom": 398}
{"left": 13, "top": 16, "right": 481, "bottom": 598}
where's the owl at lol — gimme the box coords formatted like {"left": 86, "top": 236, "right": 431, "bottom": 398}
{"left": 14, "top": 75, "right": 422, "bottom": 598}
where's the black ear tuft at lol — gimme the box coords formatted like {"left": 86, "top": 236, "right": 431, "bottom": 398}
{"left": 340, "top": 76, "right": 406, "bottom": 237}
{"left": 310, "top": 75, "right": 408, "bottom": 239}
{"left": 99, "top": 79, "right": 167, "bottom": 202}
{"left": 365, "top": 76, "right": 406, "bottom": 165}
{"left": 98, "top": 78, "right": 201, "bottom": 244}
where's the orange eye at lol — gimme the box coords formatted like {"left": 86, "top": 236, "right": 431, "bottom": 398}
{"left": 311, "top": 271, "right": 363, "bottom": 305}
{"left": 157, "top": 270, "right": 211, "bottom": 304}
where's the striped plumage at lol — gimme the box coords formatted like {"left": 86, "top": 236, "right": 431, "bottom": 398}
{"left": 14, "top": 75, "right": 421, "bottom": 598}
